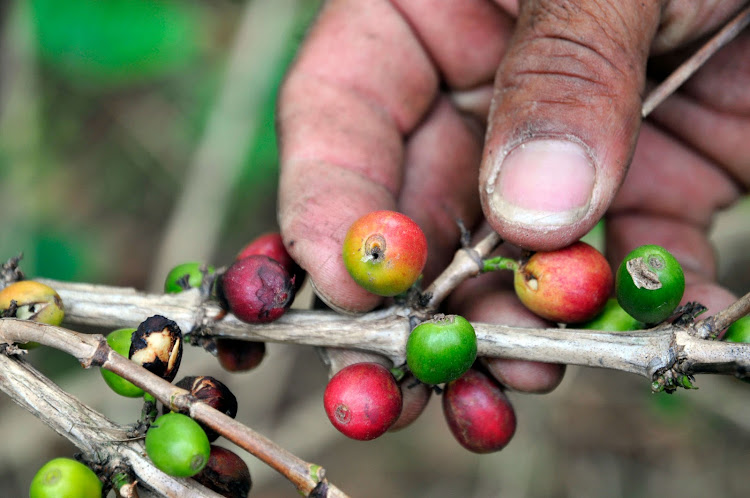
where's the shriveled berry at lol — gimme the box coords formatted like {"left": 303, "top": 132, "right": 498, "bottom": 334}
{"left": 129, "top": 315, "right": 183, "bottom": 383}
{"left": 342, "top": 210, "right": 427, "bottom": 296}
{"left": 193, "top": 445, "right": 252, "bottom": 498}
{"left": 216, "top": 339, "right": 266, "bottom": 372}
{"left": 323, "top": 362, "right": 402, "bottom": 441}
{"left": 237, "top": 232, "right": 305, "bottom": 291}
{"left": 218, "top": 255, "right": 295, "bottom": 324}
{"left": 443, "top": 369, "right": 516, "bottom": 453}
{"left": 514, "top": 241, "right": 613, "bottom": 323}
{"left": 170, "top": 376, "right": 238, "bottom": 441}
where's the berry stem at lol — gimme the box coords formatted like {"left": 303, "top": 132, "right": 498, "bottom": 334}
{"left": 481, "top": 256, "right": 519, "bottom": 273}
{"left": 422, "top": 231, "right": 503, "bottom": 312}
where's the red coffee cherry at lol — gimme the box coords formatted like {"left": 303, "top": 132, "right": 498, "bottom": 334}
{"left": 443, "top": 369, "right": 516, "bottom": 453}
{"left": 323, "top": 362, "right": 402, "bottom": 441}
{"left": 514, "top": 241, "right": 613, "bottom": 323}
{"left": 342, "top": 210, "right": 427, "bottom": 296}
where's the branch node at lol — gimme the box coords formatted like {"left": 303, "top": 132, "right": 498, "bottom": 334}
{"left": 85, "top": 335, "right": 110, "bottom": 369}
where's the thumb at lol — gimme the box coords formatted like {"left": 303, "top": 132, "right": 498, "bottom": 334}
{"left": 480, "top": 0, "right": 660, "bottom": 250}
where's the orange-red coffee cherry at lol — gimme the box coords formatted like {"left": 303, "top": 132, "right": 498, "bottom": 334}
{"left": 342, "top": 210, "right": 427, "bottom": 296}
{"left": 324, "top": 362, "right": 402, "bottom": 441}
{"left": 514, "top": 241, "right": 613, "bottom": 323}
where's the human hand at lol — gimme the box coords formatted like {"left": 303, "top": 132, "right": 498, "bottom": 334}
{"left": 277, "top": 0, "right": 748, "bottom": 394}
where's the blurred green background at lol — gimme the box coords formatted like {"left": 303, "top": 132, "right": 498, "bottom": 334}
{"left": 1, "top": 1, "right": 749, "bottom": 497}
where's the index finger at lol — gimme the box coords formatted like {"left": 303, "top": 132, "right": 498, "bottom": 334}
{"left": 277, "top": 0, "right": 438, "bottom": 312}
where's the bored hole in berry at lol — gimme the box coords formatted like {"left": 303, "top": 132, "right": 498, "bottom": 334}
{"left": 364, "top": 234, "right": 386, "bottom": 262}
{"left": 335, "top": 404, "right": 351, "bottom": 424}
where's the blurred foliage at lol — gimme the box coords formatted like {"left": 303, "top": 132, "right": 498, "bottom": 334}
{"left": 31, "top": 0, "right": 200, "bottom": 88}
{"left": 0, "top": 0, "right": 321, "bottom": 286}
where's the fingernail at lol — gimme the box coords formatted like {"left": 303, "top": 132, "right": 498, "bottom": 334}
{"left": 489, "top": 139, "right": 595, "bottom": 226}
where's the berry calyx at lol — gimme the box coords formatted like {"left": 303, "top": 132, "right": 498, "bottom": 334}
{"left": 323, "top": 362, "right": 402, "bottom": 441}
{"left": 101, "top": 327, "right": 145, "bottom": 398}
{"left": 145, "top": 412, "right": 211, "bottom": 477}
{"left": 513, "top": 241, "right": 613, "bottom": 323}
{"left": 406, "top": 314, "right": 477, "bottom": 385}
{"left": 29, "top": 457, "right": 102, "bottom": 498}
{"left": 218, "top": 255, "right": 295, "bottom": 323}
{"left": 442, "top": 369, "right": 516, "bottom": 454}
{"left": 342, "top": 210, "right": 427, "bottom": 296}
{"left": 616, "top": 244, "right": 685, "bottom": 324}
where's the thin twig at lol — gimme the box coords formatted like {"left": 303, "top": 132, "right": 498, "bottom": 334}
{"left": 422, "top": 231, "right": 502, "bottom": 311}
{"left": 641, "top": 4, "right": 750, "bottom": 117}
{"left": 693, "top": 291, "right": 750, "bottom": 339}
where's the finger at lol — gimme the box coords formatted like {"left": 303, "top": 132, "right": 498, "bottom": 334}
{"left": 392, "top": 0, "right": 513, "bottom": 89}
{"left": 678, "top": 30, "right": 750, "bottom": 113}
{"left": 479, "top": 0, "right": 663, "bottom": 250}
{"left": 278, "top": 0, "right": 439, "bottom": 312}
{"left": 609, "top": 122, "right": 741, "bottom": 226}
{"left": 398, "top": 97, "right": 485, "bottom": 284}
{"left": 648, "top": 92, "right": 750, "bottom": 187}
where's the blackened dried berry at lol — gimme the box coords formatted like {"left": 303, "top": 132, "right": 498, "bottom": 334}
{"left": 129, "top": 315, "right": 183, "bottom": 383}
